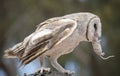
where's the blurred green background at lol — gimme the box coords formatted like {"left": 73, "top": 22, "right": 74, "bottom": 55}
{"left": 0, "top": 0, "right": 120, "bottom": 76}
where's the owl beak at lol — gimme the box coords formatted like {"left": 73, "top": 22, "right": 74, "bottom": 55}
{"left": 92, "top": 37, "right": 114, "bottom": 60}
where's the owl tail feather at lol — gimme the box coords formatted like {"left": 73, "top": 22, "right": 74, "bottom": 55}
{"left": 3, "top": 50, "right": 17, "bottom": 58}
{"left": 3, "top": 42, "right": 25, "bottom": 58}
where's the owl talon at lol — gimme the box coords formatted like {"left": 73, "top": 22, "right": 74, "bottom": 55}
{"left": 63, "top": 70, "right": 75, "bottom": 75}
{"left": 37, "top": 67, "right": 51, "bottom": 75}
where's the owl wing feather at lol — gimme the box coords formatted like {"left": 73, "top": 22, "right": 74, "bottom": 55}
{"left": 4, "top": 18, "right": 77, "bottom": 65}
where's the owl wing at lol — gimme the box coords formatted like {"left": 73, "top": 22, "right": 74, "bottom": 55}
{"left": 4, "top": 18, "right": 77, "bottom": 65}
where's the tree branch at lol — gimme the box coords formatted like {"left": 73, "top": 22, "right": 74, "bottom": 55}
{"left": 24, "top": 71, "right": 72, "bottom": 76}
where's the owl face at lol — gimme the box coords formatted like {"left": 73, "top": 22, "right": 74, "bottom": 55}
{"left": 87, "top": 16, "right": 101, "bottom": 42}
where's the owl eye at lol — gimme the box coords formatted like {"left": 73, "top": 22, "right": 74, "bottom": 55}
{"left": 94, "top": 23, "right": 97, "bottom": 31}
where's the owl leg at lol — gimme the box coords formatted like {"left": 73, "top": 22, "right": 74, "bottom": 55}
{"left": 48, "top": 55, "right": 75, "bottom": 75}
{"left": 36, "top": 55, "right": 51, "bottom": 75}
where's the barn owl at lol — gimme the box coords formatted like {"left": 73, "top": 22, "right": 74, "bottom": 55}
{"left": 4, "top": 12, "right": 114, "bottom": 75}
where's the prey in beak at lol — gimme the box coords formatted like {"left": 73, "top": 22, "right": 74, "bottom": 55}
{"left": 86, "top": 16, "right": 114, "bottom": 60}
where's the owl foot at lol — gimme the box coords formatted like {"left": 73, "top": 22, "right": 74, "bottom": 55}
{"left": 36, "top": 67, "right": 51, "bottom": 76}
{"left": 63, "top": 70, "right": 75, "bottom": 75}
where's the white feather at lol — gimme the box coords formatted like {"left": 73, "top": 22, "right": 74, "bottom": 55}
{"left": 55, "top": 19, "right": 77, "bottom": 45}
{"left": 31, "top": 29, "right": 52, "bottom": 44}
